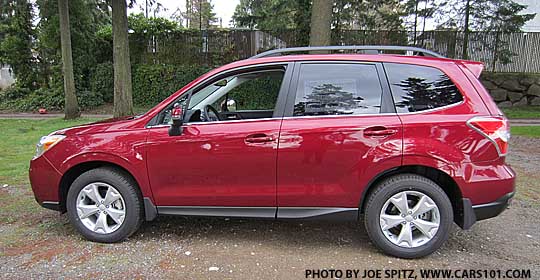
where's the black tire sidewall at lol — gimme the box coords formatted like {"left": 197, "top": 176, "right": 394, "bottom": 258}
{"left": 66, "top": 168, "right": 142, "bottom": 243}
{"left": 365, "top": 174, "right": 453, "bottom": 258}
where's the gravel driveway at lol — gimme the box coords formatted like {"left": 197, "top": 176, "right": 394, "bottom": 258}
{"left": 1, "top": 137, "right": 539, "bottom": 279}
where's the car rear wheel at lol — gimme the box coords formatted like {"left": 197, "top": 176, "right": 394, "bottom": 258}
{"left": 66, "top": 167, "right": 143, "bottom": 243}
{"left": 364, "top": 174, "right": 453, "bottom": 258}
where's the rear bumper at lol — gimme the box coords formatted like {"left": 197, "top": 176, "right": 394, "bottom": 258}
{"left": 460, "top": 191, "right": 514, "bottom": 230}
{"left": 473, "top": 191, "right": 514, "bottom": 221}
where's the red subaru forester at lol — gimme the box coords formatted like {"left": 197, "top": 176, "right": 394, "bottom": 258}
{"left": 29, "top": 46, "right": 515, "bottom": 258}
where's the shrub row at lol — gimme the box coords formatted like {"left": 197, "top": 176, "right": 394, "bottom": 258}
{"left": 1, "top": 63, "right": 214, "bottom": 111}
{"left": 1, "top": 63, "right": 281, "bottom": 111}
{"left": 0, "top": 86, "right": 103, "bottom": 111}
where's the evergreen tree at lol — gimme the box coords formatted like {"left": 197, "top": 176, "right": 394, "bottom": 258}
{"left": 0, "top": 0, "right": 36, "bottom": 89}
{"left": 112, "top": 0, "right": 133, "bottom": 117}
{"left": 58, "top": 0, "right": 79, "bottom": 119}
{"left": 36, "top": 0, "right": 111, "bottom": 90}
{"left": 437, "top": 0, "right": 535, "bottom": 62}
{"left": 184, "top": 0, "right": 217, "bottom": 29}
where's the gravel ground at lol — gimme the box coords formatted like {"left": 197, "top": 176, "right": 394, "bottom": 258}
{"left": 1, "top": 137, "right": 539, "bottom": 279}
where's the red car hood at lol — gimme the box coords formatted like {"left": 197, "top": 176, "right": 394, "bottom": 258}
{"left": 53, "top": 116, "right": 139, "bottom": 136}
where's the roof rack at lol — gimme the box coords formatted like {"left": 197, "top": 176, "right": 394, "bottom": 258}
{"left": 250, "top": 45, "right": 445, "bottom": 59}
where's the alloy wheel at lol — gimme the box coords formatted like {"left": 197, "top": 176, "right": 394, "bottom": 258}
{"left": 379, "top": 190, "right": 440, "bottom": 248}
{"left": 76, "top": 182, "right": 126, "bottom": 234}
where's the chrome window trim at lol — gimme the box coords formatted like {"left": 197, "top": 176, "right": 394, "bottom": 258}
{"left": 395, "top": 100, "right": 465, "bottom": 115}
{"left": 146, "top": 101, "right": 464, "bottom": 128}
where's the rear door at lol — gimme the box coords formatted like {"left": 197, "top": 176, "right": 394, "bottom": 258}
{"left": 276, "top": 62, "right": 403, "bottom": 215}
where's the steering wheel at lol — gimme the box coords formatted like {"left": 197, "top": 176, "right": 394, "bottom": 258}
{"left": 202, "top": 104, "right": 221, "bottom": 122}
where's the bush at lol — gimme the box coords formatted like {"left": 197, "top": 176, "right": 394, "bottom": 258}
{"left": 91, "top": 62, "right": 114, "bottom": 103}
{"left": 90, "top": 63, "right": 211, "bottom": 107}
{"left": 77, "top": 90, "right": 104, "bottom": 109}
{"left": 14, "top": 87, "right": 64, "bottom": 111}
{"left": 0, "top": 87, "right": 31, "bottom": 100}
{"left": 1, "top": 86, "right": 104, "bottom": 111}
{"left": 132, "top": 64, "right": 211, "bottom": 106}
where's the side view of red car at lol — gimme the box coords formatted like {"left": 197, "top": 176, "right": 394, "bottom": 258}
{"left": 29, "top": 46, "right": 515, "bottom": 258}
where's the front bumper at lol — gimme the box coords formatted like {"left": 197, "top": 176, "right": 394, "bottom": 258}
{"left": 29, "top": 155, "right": 62, "bottom": 209}
{"left": 460, "top": 191, "right": 514, "bottom": 230}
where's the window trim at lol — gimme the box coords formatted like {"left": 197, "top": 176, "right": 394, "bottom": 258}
{"left": 146, "top": 62, "right": 294, "bottom": 127}
{"left": 282, "top": 61, "right": 395, "bottom": 118}
{"left": 381, "top": 62, "right": 465, "bottom": 114}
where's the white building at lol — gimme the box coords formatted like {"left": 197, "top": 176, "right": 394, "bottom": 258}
{"left": 0, "top": 65, "right": 15, "bottom": 90}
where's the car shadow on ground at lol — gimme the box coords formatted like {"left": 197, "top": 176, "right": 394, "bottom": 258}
{"left": 135, "top": 215, "right": 373, "bottom": 248}
{"left": 43, "top": 211, "right": 463, "bottom": 254}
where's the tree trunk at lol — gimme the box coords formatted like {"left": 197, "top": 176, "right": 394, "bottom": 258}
{"left": 58, "top": 0, "right": 79, "bottom": 119}
{"left": 462, "top": 0, "right": 471, "bottom": 60}
{"left": 112, "top": 0, "right": 133, "bottom": 117}
{"left": 421, "top": 0, "right": 428, "bottom": 46}
{"left": 309, "top": 0, "right": 332, "bottom": 47}
{"left": 413, "top": 0, "right": 419, "bottom": 45}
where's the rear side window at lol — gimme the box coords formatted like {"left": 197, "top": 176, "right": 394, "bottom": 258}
{"left": 293, "top": 63, "right": 382, "bottom": 116}
{"left": 384, "top": 63, "right": 463, "bottom": 113}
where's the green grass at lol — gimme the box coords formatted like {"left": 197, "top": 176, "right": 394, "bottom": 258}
{"left": 502, "top": 106, "right": 540, "bottom": 119}
{"left": 0, "top": 118, "right": 100, "bottom": 185}
{"left": 511, "top": 126, "right": 540, "bottom": 138}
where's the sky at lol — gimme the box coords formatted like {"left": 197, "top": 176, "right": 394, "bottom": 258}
{"left": 128, "top": 0, "right": 240, "bottom": 27}
{"left": 130, "top": 0, "right": 540, "bottom": 32}
{"left": 517, "top": 0, "right": 540, "bottom": 32}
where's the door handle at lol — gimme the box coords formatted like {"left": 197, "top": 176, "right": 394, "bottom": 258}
{"left": 245, "top": 134, "right": 274, "bottom": 143}
{"left": 364, "top": 126, "right": 398, "bottom": 137}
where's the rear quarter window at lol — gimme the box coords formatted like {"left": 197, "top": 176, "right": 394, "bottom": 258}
{"left": 293, "top": 63, "right": 383, "bottom": 116}
{"left": 384, "top": 63, "right": 463, "bottom": 113}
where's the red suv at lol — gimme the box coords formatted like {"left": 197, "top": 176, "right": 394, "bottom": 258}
{"left": 29, "top": 46, "right": 515, "bottom": 258}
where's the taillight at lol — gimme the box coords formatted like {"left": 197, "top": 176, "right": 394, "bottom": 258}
{"left": 467, "top": 116, "right": 510, "bottom": 156}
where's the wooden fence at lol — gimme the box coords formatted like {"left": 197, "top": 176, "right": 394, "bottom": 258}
{"left": 128, "top": 30, "right": 540, "bottom": 73}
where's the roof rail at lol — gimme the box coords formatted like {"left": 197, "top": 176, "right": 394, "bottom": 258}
{"left": 250, "top": 45, "right": 445, "bottom": 59}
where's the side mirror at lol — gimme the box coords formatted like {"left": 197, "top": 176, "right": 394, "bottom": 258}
{"left": 226, "top": 99, "right": 237, "bottom": 112}
{"left": 168, "top": 103, "right": 183, "bottom": 136}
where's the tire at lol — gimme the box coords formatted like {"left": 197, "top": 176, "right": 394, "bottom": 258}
{"left": 66, "top": 167, "right": 143, "bottom": 243}
{"left": 364, "top": 174, "right": 453, "bottom": 258}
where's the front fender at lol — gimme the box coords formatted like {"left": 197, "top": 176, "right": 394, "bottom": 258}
{"left": 58, "top": 152, "right": 153, "bottom": 199}
{"left": 44, "top": 129, "right": 153, "bottom": 200}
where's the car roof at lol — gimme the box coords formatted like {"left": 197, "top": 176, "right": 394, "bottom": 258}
{"left": 220, "top": 54, "right": 479, "bottom": 72}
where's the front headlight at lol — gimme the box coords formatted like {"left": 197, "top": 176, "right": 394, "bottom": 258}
{"left": 35, "top": 135, "right": 66, "bottom": 158}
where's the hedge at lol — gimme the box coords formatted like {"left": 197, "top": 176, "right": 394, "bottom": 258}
{"left": 1, "top": 63, "right": 279, "bottom": 111}
{"left": 131, "top": 64, "right": 211, "bottom": 106}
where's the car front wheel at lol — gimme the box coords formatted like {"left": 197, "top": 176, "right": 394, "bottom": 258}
{"left": 66, "top": 167, "right": 143, "bottom": 243}
{"left": 364, "top": 174, "right": 453, "bottom": 258}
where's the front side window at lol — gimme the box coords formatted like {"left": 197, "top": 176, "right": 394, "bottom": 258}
{"left": 293, "top": 63, "right": 383, "bottom": 116}
{"left": 384, "top": 63, "right": 463, "bottom": 113}
{"left": 158, "top": 69, "right": 284, "bottom": 125}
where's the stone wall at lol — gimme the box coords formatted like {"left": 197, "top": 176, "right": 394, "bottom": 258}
{"left": 480, "top": 72, "right": 540, "bottom": 107}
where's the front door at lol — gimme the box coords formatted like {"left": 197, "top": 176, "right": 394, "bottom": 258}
{"left": 146, "top": 64, "right": 292, "bottom": 213}
{"left": 277, "top": 62, "right": 403, "bottom": 213}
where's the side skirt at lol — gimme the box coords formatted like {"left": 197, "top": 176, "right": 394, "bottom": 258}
{"left": 277, "top": 207, "right": 358, "bottom": 221}
{"left": 157, "top": 206, "right": 276, "bottom": 218}
{"left": 144, "top": 199, "right": 358, "bottom": 222}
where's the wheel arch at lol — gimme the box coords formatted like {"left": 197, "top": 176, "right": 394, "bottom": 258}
{"left": 359, "top": 165, "right": 465, "bottom": 227}
{"left": 58, "top": 161, "right": 143, "bottom": 213}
